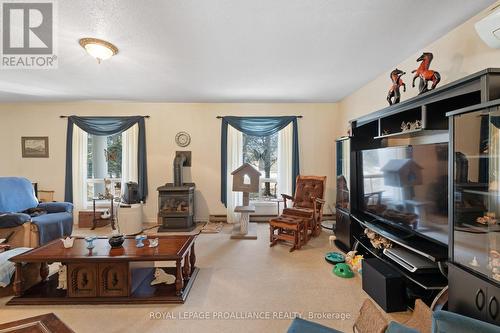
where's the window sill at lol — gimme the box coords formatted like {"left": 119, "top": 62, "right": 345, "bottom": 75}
{"left": 85, "top": 201, "right": 115, "bottom": 209}
{"left": 250, "top": 201, "right": 279, "bottom": 207}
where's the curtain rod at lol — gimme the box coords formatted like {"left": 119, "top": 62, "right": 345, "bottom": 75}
{"left": 59, "top": 115, "right": 150, "bottom": 118}
{"left": 216, "top": 115, "right": 302, "bottom": 119}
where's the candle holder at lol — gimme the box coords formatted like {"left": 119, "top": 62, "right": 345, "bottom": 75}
{"left": 135, "top": 235, "right": 147, "bottom": 248}
{"left": 85, "top": 236, "right": 97, "bottom": 249}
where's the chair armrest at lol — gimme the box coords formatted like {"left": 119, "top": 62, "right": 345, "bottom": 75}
{"left": 0, "top": 213, "right": 31, "bottom": 228}
{"left": 37, "top": 202, "right": 73, "bottom": 214}
{"left": 315, "top": 198, "right": 326, "bottom": 205}
{"left": 311, "top": 198, "right": 326, "bottom": 221}
{"left": 312, "top": 197, "right": 325, "bottom": 209}
{"left": 281, "top": 194, "right": 294, "bottom": 208}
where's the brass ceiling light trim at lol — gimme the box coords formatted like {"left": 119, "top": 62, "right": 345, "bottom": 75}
{"left": 79, "top": 37, "right": 119, "bottom": 64}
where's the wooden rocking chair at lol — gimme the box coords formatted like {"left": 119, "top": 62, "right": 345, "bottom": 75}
{"left": 281, "top": 175, "right": 327, "bottom": 238}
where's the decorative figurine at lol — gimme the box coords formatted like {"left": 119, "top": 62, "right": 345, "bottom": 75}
{"left": 470, "top": 256, "right": 480, "bottom": 267}
{"left": 364, "top": 228, "right": 393, "bottom": 249}
{"left": 387, "top": 68, "right": 406, "bottom": 105}
{"left": 57, "top": 264, "right": 67, "bottom": 290}
{"left": 61, "top": 237, "right": 74, "bottom": 248}
{"left": 149, "top": 238, "right": 159, "bottom": 248}
{"left": 489, "top": 250, "right": 500, "bottom": 282}
{"left": 328, "top": 235, "right": 337, "bottom": 247}
{"left": 412, "top": 52, "right": 441, "bottom": 94}
{"left": 101, "top": 209, "right": 111, "bottom": 219}
{"left": 477, "top": 212, "right": 497, "bottom": 225}
{"left": 85, "top": 236, "right": 97, "bottom": 249}
{"left": 104, "top": 178, "right": 113, "bottom": 199}
{"left": 135, "top": 234, "right": 147, "bottom": 248}
{"left": 150, "top": 268, "right": 176, "bottom": 285}
{"left": 401, "top": 120, "right": 422, "bottom": 132}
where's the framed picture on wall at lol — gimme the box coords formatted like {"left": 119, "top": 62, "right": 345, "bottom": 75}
{"left": 21, "top": 137, "right": 49, "bottom": 158}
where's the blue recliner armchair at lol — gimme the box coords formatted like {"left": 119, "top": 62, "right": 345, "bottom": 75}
{"left": 0, "top": 177, "right": 73, "bottom": 247}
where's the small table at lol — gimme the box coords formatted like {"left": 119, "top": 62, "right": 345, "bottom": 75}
{"left": 8, "top": 235, "right": 198, "bottom": 305}
{"left": 91, "top": 197, "right": 116, "bottom": 230}
{"left": 269, "top": 198, "right": 284, "bottom": 216}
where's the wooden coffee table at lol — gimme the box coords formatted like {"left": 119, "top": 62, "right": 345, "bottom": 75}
{"left": 7, "top": 235, "right": 198, "bottom": 305}
{"left": 0, "top": 313, "right": 74, "bottom": 332}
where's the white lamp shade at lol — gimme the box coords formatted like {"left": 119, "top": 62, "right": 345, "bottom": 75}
{"left": 84, "top": 43, "right": 115, "bottom": 61}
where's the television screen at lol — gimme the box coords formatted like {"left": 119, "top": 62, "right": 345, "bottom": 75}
{"left": 360, "top": 143, "right": 448, "bottom": 245}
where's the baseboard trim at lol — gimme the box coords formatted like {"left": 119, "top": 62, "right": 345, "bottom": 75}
{"left": 209, "top": 214, "right": 333, "bottom": 223}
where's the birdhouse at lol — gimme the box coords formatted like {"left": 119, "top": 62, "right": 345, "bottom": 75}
{"left": 230, "top": 163, "right": 262, "bottom": 239}
{"left": 381, "top": 159, "right": 423, "bottom": 187}
{"left": 231, "top": 163, "right": 261, "bottom": 193}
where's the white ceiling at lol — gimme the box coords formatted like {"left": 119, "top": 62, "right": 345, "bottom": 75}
{"left": 0, "top": 0, "right": 495, "bottom": 102}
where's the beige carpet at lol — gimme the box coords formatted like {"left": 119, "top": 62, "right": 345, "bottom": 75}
{"left": 0, "top": 224, "right": 409, "bottom": 333}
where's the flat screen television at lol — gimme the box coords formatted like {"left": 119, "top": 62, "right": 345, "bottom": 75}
{"left": 359, "top": 143, "right": 448, "bottom": 245}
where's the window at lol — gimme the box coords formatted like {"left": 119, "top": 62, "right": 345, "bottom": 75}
{"left": 86, "top": 134, "right": 122, "bottom": 204}
{"left": 242, "top": 132, "right": 278, "bottom": 201}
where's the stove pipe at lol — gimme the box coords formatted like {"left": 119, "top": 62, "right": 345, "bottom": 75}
{"left": 173, "top": 154, "right": 186, "bottom": 186}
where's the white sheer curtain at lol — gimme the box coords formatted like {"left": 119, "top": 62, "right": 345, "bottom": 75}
{"left": 278, "top": 124, "right": 293, "bottom": 200}
{"left": 122, "top": 124, "right": 139, "bottom": 187}
{"left": 226, "top": 125, "right": 243, "bottom": 223}
{"left": 72, "top": 126, "right": 88, "bottom": 212}
{"left": 72, "top": 125, "right": 138, "bottom": 212}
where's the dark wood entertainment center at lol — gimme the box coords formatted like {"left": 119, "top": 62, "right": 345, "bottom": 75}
{"left": 337, "top": 68, "right": 500, "bottom": 324}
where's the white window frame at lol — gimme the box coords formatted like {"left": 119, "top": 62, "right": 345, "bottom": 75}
{"left": 84, "top": 133, "right": 124, "bottom": 208}
{"left": 85, "top": 178, "right": 122, "bottom": 208}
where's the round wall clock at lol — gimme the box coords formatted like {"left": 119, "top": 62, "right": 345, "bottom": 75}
{"left": 175, "top": 131, "right": 191, "bottom": 147}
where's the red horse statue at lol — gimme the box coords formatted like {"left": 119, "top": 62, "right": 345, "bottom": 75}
{"left": 387, "top": 68, "right": 406, "bottom": 105}
{"left": 412, "top": 52, "right": 441, "bottom": 94}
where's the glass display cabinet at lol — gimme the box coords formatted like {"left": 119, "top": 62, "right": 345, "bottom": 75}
{"left": 336, "top": 137, "right": 351, "bottom": 211}
{"left": 335, "top": 136, "right": 357, "bottom": 252}
{"left": 448, "top": 102, "right": 500, "bottom": 325}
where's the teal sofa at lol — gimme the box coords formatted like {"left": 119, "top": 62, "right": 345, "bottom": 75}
{"left": 287, "top": 310, "right": 500, "bottom": 333}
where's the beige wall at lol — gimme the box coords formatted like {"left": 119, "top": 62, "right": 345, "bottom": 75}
{"left": 338, "top": 1, "right": 500, "bottom": 128}
{"left": 3, "top": 2, "right": 498, "bottom": 225}
{"left": 0, "top": 102, "right": 338, "bottom": 223}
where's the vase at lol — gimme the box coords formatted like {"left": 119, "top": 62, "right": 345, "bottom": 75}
{"left": 109, "top": 235, "right": 125, "bottom": 248}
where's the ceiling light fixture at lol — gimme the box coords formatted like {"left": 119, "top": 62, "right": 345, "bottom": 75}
{"left": 79, "top": 38, "right": 118, "bottom": 64}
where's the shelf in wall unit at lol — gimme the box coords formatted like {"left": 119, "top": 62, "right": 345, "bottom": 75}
{"left": 351, "top": 213, "right": 448, "bottom": 262}
{"left": 455, "top": 222, "right": 500, "bottom": 233}
{"left": 374, "top": 129, "right": 447, "bottom": 140}
{"left": 354, "top": 235, "right": 448, "bottom": 290}
{"left": 462, "top": 189, "right": 500, "bottom": 197}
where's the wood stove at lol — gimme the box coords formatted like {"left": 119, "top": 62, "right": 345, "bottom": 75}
{"left": 157, "top": 151, "right": 196, "bottom": 231}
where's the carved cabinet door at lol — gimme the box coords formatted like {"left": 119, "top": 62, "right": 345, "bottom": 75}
{"left": 67, "top": 264, "right": 97, "bottom": 297}
{"left": 98, "top": 263, "right": 129, "bottom": 297}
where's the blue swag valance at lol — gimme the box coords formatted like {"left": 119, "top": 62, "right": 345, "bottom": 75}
{"left": 64, "top": 116, "right": 148, "bottom": 203}
{"left": 221, "top": 116, "right": 300, "bottom": 206}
